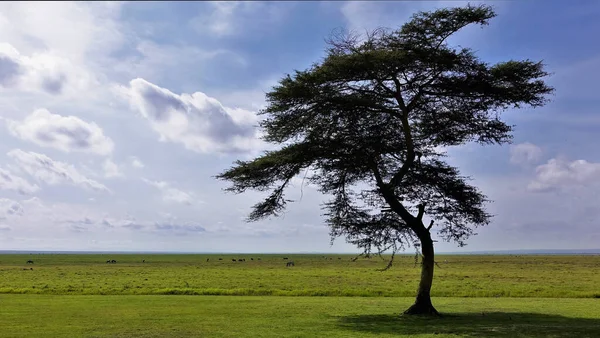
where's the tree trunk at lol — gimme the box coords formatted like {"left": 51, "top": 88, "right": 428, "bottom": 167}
{"left": 403, "top": 229, "right": 440, "bottom": 316}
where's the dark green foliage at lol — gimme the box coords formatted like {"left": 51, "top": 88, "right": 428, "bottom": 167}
{"left": 217, "top": 4, "right": 553, "bottom": 259}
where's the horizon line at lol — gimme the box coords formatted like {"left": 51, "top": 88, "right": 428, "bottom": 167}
{"left": 1, "top": 248, "right": 599, "bottom": 255}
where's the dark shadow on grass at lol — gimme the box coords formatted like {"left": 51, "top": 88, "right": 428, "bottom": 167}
{"left": 336, "top": 312, "right": 600, "bottom": 337}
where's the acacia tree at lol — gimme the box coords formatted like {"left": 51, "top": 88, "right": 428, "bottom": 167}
{"left": 216, "top": 5, "right": 553, "bottom": 316}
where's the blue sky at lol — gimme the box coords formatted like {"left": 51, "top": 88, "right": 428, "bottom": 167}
{"left": 0, "top": 1, "right": 599, "bottom": 253}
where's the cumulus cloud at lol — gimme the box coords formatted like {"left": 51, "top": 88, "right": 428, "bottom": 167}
{"left": 0, "top": 2, "right": 130, "bottom": 119}
{"left": 130, "top": 156, "right": 144, "bottom": 169}
{"left": 7, "top": 149, "right": 110, "bottom": 192}
{"left": 142, "top": 178, "right": 195, "bottom": 205}
{"left": 0, "top": 167, "right": 40, "bottom": 195}
{"left": 102, "top": 159, "right": 123, "bottom": 178}
{"left": 528, "top": 157, "right": 600, "bottom": 192}
{"left": 510, "top": 142, "right": 543, "bottom": 166}
{"left": 6, "top": 109, "right": 114, "bottom": 155}
{"left": 0, "top": 43, "right": 97, "bottom": 96}
{"left": 120, "top": 78, "right": 262, "bottom": 154}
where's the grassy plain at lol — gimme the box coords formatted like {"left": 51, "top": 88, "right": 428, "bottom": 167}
{"left": 1, "top": 295, "right": 599, "bottom": 337}
{"left": 1, "top": 254, "right": 599, "bottom": 337}
{"left": 0, "top": 253, "right": 599, "bottom": 298}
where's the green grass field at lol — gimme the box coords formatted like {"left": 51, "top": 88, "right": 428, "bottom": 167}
{"left": 1, "top": 254, "right": 599, "bottom": 297}
{"left": 1, "top": 254, "right": 599, "bottom": 337}
{"left": 1, "top": 295, "right": 599, "bottom": 337}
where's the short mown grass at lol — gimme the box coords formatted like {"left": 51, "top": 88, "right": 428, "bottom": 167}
{"left": 1, "top": 254, "right": 598, "bottom": 298}
{"left": 1, "top": 295, "right": 599, "bottom": 337}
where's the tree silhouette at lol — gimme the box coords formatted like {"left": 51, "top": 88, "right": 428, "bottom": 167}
{"left": 217, "top": 4, "right": 553, "bottom": 315}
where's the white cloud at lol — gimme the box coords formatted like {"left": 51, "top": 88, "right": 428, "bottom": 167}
{"left": 528, "top": 157, "right": 600, "bottom": 192}
{"left": 119, "top": 78, "right": 263, "bottom": 154}
{"left": 130, "top": 156, "right": 144, "bottom": 169}
{"left": 102, "top": 159, "right": 123, "bottom": 178}
{"left": 0, "top": 2, "right": 124, "bottom": 62}
{"left": 6, "top": 109, "right": 114, "bottom": 155}
{"left": 0, "top": 42, "right": 98, "bottom": 96}
{"left": 142, "top": 178, "right": 196, "bottom": 205}
{"left": 510, "top": 142, "right": 543, "bottom": 166}
{"left": 0, "top": 167, "right": 40, "bottom": 195}
{"left": 0, "top": 2, "right": 128, "bottom": 116}
{"left": 7, "top": 149, "right": 110, "bottom": 192}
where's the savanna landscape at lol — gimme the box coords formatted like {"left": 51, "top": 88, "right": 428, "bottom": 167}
{"left": 2, "top": 1, "right": 600, "bottom": 337}
{"left": 1, "top": 253, "right": 599, "bottom": 337}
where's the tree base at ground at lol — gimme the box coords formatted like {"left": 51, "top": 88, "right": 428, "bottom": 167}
{"left": 403, "top": 302, "right": 441, "bottom": 317}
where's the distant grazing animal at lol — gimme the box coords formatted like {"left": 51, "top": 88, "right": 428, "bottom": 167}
{"left": 218, "top": 258, "right": 223, "bottom": 261}
{"left": 111, "top": 260, "right": 116, "bottom": 264}
{"left": 106, "top": 260, "right": 111, "bottom": 263}
{"left": 257, "top": 258, "right": 261, "bottom": 261}
{"left": 283, "top": 257, "right": 288, "bottom": 260}
{"left": 338, "top": 257, "right": 341, "bottom": 260}
{"left": 250, "top": 258, "right": 253, "bottom": 261}
{"left": 232, "top": 259, "right": 236, "bottom": 262}
{"left": 26, "top": 260, "right": 34, "bottom": 264}
{"left": 286, "top": 261, "right": 295, "bottom": 267}
{"left": 206, "top": 258, "right": 209, "bottom": 262}
{"left": 142, "top": 260, "right": 145, "bottom": 263}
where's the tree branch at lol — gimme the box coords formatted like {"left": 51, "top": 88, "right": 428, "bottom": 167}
{"left": 388, "top": 114, "right": 416, "bottom": 187}
{"left": 387, "top": 78, "right": 417, "bottom": 187}
{"left": 405, "top": 71, "right": 443, "bottom": 112}
{"left": 369, "top": 158, "right": 417, "bottom": 224}
{"left": 417, "top": 203, "right": 426, "bottom": 221}
{"left": 427, "top": 220, "right": 434, "bottom": 231}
